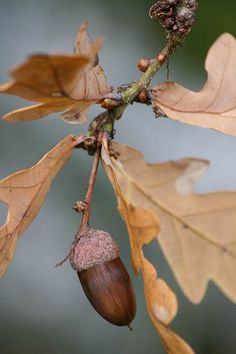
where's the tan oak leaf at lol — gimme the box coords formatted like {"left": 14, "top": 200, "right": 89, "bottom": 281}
{"left": 0, "top": 21, "right": 110, "bottom": 124}
{"left": 0, "top": 135, "right": 79, "bottom": 278}
{"left": 102, "top": 138, "right": 194, "bottom": 354}
{"left": 104, "top": 141, "right": 236, "bottom": 305}
{"left": 61, "top": 21, "right": 110, "bottom": 124}
{"left": 151, "top": 33, "right": 236, "bottom": 136}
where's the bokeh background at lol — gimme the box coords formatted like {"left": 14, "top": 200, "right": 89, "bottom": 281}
{"left": 0, "top": 1, "right": 236, "bottom": 353}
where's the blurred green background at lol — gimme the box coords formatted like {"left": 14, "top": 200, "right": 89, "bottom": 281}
{"left": 0, "top": 1, "right": 236, "bottom": 353}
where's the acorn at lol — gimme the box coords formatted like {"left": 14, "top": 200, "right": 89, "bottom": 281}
{"left": 70, "top": 228, "right": 136, "bottom": 327}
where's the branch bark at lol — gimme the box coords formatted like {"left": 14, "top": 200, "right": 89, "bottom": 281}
{"left": 87, "top": 39, "right": 178, "bottom": 136}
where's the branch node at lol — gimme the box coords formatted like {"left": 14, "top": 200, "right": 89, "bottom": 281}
{"left": 73, "top": 201, "right": 88, "bottom": 213}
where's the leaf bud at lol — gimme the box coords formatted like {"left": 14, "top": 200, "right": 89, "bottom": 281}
{"left": 70, "top": 228, "right": 136, "bottom": 327}
{"left": 157, "top": 52, "right": 167, "bottom": 63}
{"left": 137, "top": 58, "right": 150, "bottom": 72}
{"left": 137, "top": 90, "right": 149, "bottom": 104}
{"left": 101, "top": 98, "right": 122, "bottom": 110}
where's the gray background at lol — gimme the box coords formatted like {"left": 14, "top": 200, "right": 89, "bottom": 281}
{"left": 0, "top": 1, "right": 236, "bottom": 353}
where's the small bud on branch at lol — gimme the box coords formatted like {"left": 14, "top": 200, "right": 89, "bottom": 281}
{"left": 137, "top": 58, "right": 151, "bottom": 72}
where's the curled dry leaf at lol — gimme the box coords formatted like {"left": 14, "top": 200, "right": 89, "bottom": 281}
{"left": 106, "top": 142, "right": 236, "bottom": 305}
{"left": 0, "top": 21, "right": 110, "bottom": 124}
{"left": 151, "top": 33, "right": 236, "bottom": 136}
{"left": 0, "top": 135, "right": 78, "bottom": 278}
{"left": 61, "top": 21, "right": 110, "bottom": 124}
{"left": 157, "top": 324, "right": 195, "bottom": 354}
{"left": 102, "top": 139, "right": 194, "bottom": 354}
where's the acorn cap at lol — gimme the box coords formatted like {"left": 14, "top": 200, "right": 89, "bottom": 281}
{"left": 70, "top": 228, "right": 120, "bottom": 272}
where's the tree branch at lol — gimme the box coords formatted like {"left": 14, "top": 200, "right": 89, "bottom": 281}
{"left": 87, "top": 39, "right": 177, "bottom": 136}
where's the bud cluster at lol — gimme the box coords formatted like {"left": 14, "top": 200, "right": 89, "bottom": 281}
{"left": 149, "top": 0, "right": 198, "bottom": 37}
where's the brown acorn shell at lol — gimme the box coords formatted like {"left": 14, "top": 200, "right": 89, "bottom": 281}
{"left": 78, "top": 257, "right": 136, "bottom": 326}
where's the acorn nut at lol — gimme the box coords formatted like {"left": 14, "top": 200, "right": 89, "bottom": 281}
{"left": 70, "top": 228, "right": 136, "bottom": 327}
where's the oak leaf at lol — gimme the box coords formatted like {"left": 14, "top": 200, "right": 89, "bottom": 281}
{"left": 101, "top": 139, "right": 194, "bottom": 354}
{"left": 61, "top": 21, "right": 110, "bottom": 124}
{"left": 0, "top": 21, "right": 110, "bottom": 124}
{"left": 103, "top": 142, "right": 236, "bottom": 305}
{"left": 0, "top": 135, "right": 78, "bottom": 278}
{"left": 151, "top": 33, "right": 236, "bottom": 136}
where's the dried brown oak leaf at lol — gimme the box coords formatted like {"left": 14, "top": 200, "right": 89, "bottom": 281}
{"left": 0, "top": 21, "right": 110, "bottom": 124}
{"left": 0, "top": 135, "right": 78, "bottom": 278}
{"left": 151, "top": 33, "right": 236, "bottom": 136}
{"left": 102, "top": 139, "right": 194, "bottom": 354}
{"left": 103, "top": 142, "right": 236, "bottom": 305}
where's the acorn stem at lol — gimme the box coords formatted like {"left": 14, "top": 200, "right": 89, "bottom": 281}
{"left": 79, "top": 141, "right": 101, "bottom": 234}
